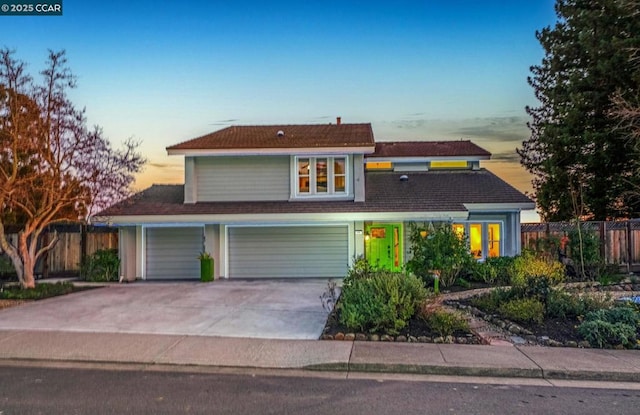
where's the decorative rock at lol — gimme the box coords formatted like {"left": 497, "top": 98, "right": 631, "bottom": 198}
{"left": 538, "top": 336, "right": 550, "bottom": 345}
{"left": 445, "top": 335, "right": 454, "bottom": 344}
{"left": 508, "top": 324, "right": 522, "bottom": 335}
{"left": 417, "top": 336, "right": 429, "bottom": 343}
{"left": 408, "top": 336, "right": 418, "bottom": 343}
{"left": 395, "top": 335, "right": 407, "bottom": 342}
{"left": 355, "top": 333, "right": 367, "bottom": 341}
{"left": 457, "top": 337, "right": 468, "bottom": 344}
{"left": 321, "top": 334, "right": 334, "bottom": 340}
{"left": 510, "top": 336, "right": 526, "bottom": 345}
{"left": 334, "top": 332, "right": 345, "bottom": 341}
{"left": 369, "top": 334, "right": 380, "bottom": 342}
{"left": 521, "top": 328, "right": 533, "bottom": 336}
{"left": 548, "top": 339, "right": 563, "bottom": 347}
{"left": 344, "top": 333, "right": 355, "bottom": 341}
{"left": 433, "top": 336, "right": 444, "bottom": 344}
{"left": 381, "top": 335, "right": 394, "bottom": 342}
{"left": 565, "top": 341, "right": 578, "bottom": 348}
{"left": 578, "top": 341, "right": 591, "bottom": 348}
{"left": 525, "top": 335, "right": 538, "bottom": 343}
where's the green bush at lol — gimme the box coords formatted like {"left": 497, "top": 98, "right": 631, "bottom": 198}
{"left": 577, "top": 305, "right": 639, "bottom": 348}
{"left": 509, "top": 251, "right": 565, "bottom": 287}
{"left": 498, "top": 298, "right": 545, "bottom": 325}
{"left": 339, "top": 271, "right": 428, "bottom": 334}
{"left": 470, "top": 288, "right": 515, "bottom": 313}
{"left": 1, "top": 282, "right": 76, "bottom": 300}
{"left": 422, "top": 308, "right": 469, "bottom": 337}
{"left": 344, "top": 256, "right": 379, "bottom": 284}
{"left": 544, "top": 289, "right": 608, "bottom": 319}
{"left": 406, "top": 222, "right": 475, "bottom": 288}
{"left": 470, "top": 256, "right": 516, "bottom": 286}
{"left": 81, "top": 249, "right": 120, "bottom": 282}
{"left": 0, "top": 255, "right": 16, "bottom": 277}
{"left": 577, "top": 320, "right": 637, "bottom": 348}
{"left": 567, "top": 226, "right": 604, "bottom": 281}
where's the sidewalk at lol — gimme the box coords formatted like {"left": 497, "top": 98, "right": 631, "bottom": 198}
{"left": 1, "top": 330, "right": 639, "bottom": 382}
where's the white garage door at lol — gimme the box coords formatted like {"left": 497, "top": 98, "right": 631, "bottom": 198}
{"left": 146, "top": 227, "right": 203, "bottom": 280}
{"left": 228, "top": 226, "right": 349, "bottom": 278}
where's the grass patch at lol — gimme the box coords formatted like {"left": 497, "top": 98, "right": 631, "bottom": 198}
{"left": 0, "top": 282, "right": 92, "bottom": 300}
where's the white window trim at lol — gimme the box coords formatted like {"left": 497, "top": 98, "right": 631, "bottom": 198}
{"left": 291, "top": 155, "right": 350, "bottom": 199}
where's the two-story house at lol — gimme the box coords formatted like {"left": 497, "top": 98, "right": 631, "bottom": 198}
{"left": 95, "top": 121, "right": 534, "bottom": 281}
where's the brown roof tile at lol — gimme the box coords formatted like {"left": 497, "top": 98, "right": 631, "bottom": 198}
{"left": 96, "top": 170, "right": 533, "bottom": 218}
{"left": 167, "top": 124, "right": 375, "bottom": 151}
{"left": 371, "top": 141, "right": 491, "bottom": 158}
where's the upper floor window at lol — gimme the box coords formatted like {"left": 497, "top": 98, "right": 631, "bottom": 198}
{"left": 295, "top": 156, "right": 348, "bottom": 197}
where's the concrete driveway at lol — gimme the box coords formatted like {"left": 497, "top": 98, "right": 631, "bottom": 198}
{"left": 0, "top": 279, "right": 334, "bottom": 340}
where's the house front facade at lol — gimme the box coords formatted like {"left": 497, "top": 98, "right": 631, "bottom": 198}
{"left": 95, "top": 121, "right": 534, "bottom": 281}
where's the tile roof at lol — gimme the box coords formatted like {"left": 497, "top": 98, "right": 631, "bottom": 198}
{"left": 96, "top": 170, "right": 533, "bottom": 218}
{"left": 167, "top": 124, "right": 375, "bottom": 151}
{"left": 371, "top": 141, "right": 491, "bottom": 158}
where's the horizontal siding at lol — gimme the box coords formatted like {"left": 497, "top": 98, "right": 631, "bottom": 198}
{"left": 196, "top": 156, "right": 290, "bottom": 201}
{"left": 228, "top": 226, "right": 349, "bottom": 278}
{"left": 146, "top": 227, "right": 203, "bottom": 280}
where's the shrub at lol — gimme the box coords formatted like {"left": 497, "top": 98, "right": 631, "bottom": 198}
{"left": 344, "top": 256, "right": 379, "bottom": 284}
{"left": 81, "top": 249, "right": 120, "bottom": 282}
{"left": 545, "top": 289, "right": 612, "bottom": 319}
{"left": 339, "top": 271, "right": 428, "bottom": 334}
{"left": 498, "top": 298, "right": 545, "bottom": 325}
{"left": 421, "top": 308, "right": 469, "bottom": 337}
{"left": 566, "top": 225, "right": 604, "bottom": 281}
{"left": 469, "top": 261, "right": 498, "bottom": 285}
{"left": 470, "top": 288, "right": 514, "bottom": 313}
{"left": 0, "top": 255, "right": 16, "bottom": 277}
{"left": 406, "top": 222, "right": 475, "bottom": 288}
{"left": 577, "top": 305, "right": 639, "bottom": 348}
{"left": 577, "top": 320, "right": 637, "bottom": 348}
{"left": 509, "top": 251, "right": 565, "bottom": 287}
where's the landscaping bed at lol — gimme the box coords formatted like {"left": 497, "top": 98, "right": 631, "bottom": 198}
{"left": 321, "top": 307, "right": 481, "bottom": 344}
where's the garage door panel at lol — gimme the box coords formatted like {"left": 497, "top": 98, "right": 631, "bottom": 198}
{"left": 146, "top": 227, "right": 203, "bottom": 280}
{"left": 228, "top": 226, "right": 348, "bottom": 278}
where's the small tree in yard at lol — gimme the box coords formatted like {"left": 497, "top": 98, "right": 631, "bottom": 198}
{"left": 406, "top": 222, "right": 474, "bottom": 288}
{"left": 0, "top": 49, "right": 145, "bottom": 289}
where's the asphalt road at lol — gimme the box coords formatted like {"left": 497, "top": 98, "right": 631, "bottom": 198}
{"left": 1, "top": 365, "right": 640, "bottom": 415}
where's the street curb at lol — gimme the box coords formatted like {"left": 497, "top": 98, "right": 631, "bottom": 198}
{"left": 541, "top": 369, "right": 640, "bottom": 383}
{"left": 307, "top": 362, "right": 543, "bottom": 379}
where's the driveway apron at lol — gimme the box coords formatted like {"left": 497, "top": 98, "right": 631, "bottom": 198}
{"left": 0, "top": 280, "right": 333, "bottom": 340}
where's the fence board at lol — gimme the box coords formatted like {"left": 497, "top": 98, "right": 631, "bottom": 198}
{"left": 1, "top": 224, "right": 118, "bottom": 276}
{"left": 521, "top": 221, "right": 640, "bottom": 272}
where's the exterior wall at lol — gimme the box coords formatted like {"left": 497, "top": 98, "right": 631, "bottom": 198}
{"left": 195, "top": 155, "right": 290, "bottom": 202}
{"left": 353, "top": 154, "right": 365, "bottom": 202}
{"left": 118, "top": 227, "right": 137, "bottom": 282}
{"left": 184, "top": 156, "right": 197, "bottom": 203}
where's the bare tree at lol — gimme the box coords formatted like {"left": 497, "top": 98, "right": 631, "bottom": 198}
{"left": 0, "top": 49, "right": 145, "bottom": 288}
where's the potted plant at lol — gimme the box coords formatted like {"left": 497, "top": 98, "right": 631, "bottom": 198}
{"left": 198, "top": 252, "right": 214, "bottom": 282}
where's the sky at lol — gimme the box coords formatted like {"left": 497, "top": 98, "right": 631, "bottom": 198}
{"left": 1, "top": 0, "right": 558, "bottom": 220}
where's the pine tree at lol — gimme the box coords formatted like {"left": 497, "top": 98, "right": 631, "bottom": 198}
{"left": 519, "top": 0, "right": 640, "bottom": 221}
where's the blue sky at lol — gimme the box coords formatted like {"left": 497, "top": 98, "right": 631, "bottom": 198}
{"left": 2, "top": 0, "right": 557, "bottom": 217}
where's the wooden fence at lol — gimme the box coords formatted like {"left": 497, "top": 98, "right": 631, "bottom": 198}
{"left": 521, "top": 221, "right": 640, "bottom": 272}
{"left": 2, "top": 224, "right": 118, "bottom": 277}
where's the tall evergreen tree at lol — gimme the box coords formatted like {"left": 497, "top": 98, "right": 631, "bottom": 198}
{"left": 519, "top": 0, "right": 640, "bottom": 221}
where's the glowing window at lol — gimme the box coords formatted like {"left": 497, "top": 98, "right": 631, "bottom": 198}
{"left": 430, "top": 161, "right": 468, "bottom": 169}
{"left": 488, "top": 223, "right": 501, "bottom": 257}
{"left": 469, "top": 223, "right": 482, "bottom": 259}
{"left": 366, "top": 161, "right": 392, "bottom": 170}
{"left": 295, "top": 156, "right": 348, "bottom": 196}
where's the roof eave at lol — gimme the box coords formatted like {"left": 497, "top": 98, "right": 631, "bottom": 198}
{"left": 167, "top": 146, "right": 376, "bottom": 156}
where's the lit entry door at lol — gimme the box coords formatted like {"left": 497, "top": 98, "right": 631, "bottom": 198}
{"left": 365, "top": 223, "right": 403, "bottom": 272}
